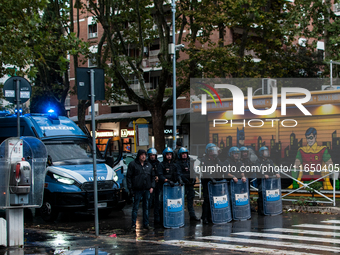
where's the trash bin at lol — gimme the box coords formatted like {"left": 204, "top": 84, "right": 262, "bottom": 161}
{"left": 208, "top": 180, "right": 232, "bottom": 224}
{"left": 230, "top": 179, "right": 251, "bottom": 220}
{"left": 262, "top": 177, "right": 282, "bottom": 216}
{"left": 163, "top": 183, "right": 184, "bottom": 228}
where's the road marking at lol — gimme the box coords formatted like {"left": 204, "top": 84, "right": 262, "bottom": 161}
{"left": 265, "top": 228, "right": 340, "bottom": 237}
{"left": 159, "top": 240, "right": 315, "bottom": 255}
{"left": 197, "top": 236, "right": 340, "bottom": 253}
{"left": 232, "top": 231, "right": 340, "bottom": 244}
{"left": 320, "top": 220, "right": 340, "bottom": 224}
{"left": 294, "top": 224, "right": 340, "bottom": 230}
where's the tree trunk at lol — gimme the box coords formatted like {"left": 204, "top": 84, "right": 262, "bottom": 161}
{"left": 151, "top": 108, "right": 166, "bottom": 153}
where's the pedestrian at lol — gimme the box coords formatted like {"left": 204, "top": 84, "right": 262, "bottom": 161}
{"left": 173, "top": 140, "right": 182, "bottom": 160}
{"left": 147, "top": 147, "right": 161, "bottom": 225}
{"left": 177, "top": 147, "right": 200, "bottom": 222}
{"left": 157, "top": 147, "right": 183, "bottom": 224}
{"left": 255, "top": 146, "right": 280, "bottom": 215}
{"left": 127, "top": 149, "right": 155, "bottom": 231}
{"left": 200, "top": 143, "right": 222, "bottom": 224}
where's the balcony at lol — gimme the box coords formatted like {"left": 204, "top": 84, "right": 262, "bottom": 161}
{"left": 88, "top": 32, "right": 98, "bottom": 38}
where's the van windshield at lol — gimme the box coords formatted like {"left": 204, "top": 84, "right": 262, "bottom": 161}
{"left": 44, "top": 140, "right": 103, "bottom": 164}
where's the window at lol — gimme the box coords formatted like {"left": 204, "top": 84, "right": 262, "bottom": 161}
{"left": 88, "top": 54, "right": 97, "bottom": 67}
{"left": 88, "top": 23, "right": 98, "bottom": 38}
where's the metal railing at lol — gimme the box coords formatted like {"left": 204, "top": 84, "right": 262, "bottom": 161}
{"left": 280, "top": 170, "right": 337, "bottom": 206}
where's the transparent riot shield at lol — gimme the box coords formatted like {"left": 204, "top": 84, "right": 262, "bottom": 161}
{"left": 230, "top": 179, "right": 251, "bottom": 221}
{"left": 163, "top": 183, "right": 185, "bottom": 228}
{"left": 208, "top": 180, "right": 232, "bottom": 224}
{"left": 0, "top": 137, "right": 47, "bottom": 209}
{"left": 262, "top": 177, "right": 282, "bottom": 216}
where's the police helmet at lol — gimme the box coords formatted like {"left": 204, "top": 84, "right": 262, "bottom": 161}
{"left": 162, "top": 147, "right": 174, "bottom": 158}
{"left": 178, "top": 147, "right": 189, "bottom": 159}
{"left": 205, "top": 143, "right": 218, "bottom": 157}
{"left": 147, "top": 148, "right": 157, "bottom": 156}
{"left": 240, "top": 146, "right": 249, "bottom": 159}
{"left": 147, "top": 148, "right": 157, "bottom": 159}
{"left": 259, "top": 146, "right": 269, "bottom": 157}
{"left": 228, "top": 147, "right": 240, "bottom": 157}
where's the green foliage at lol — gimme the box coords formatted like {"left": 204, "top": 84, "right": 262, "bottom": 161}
{"left": 305, "top": 180, "right": 323, "bottom": 198}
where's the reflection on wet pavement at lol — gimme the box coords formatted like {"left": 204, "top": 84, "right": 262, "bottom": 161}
{"left": 0, "top": 205, "right": 340, "bottom": 254}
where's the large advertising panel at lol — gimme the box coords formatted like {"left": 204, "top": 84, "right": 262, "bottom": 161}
{"left": 190, "top": 78, "right": 340, "bottom": 190}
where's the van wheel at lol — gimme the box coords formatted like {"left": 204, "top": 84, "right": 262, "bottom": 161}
{"left": 40, "top": 200, "right": 59, "bottom": 222}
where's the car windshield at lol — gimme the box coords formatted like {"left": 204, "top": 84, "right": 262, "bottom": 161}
{"left": 44, "top": 140, "right": 103, "bottom": 163}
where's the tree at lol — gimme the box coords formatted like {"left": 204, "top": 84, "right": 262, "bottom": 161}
{"left": 78, "top": 0, "right": 198, "bottom": 152}
{"left": 0, "top": 0, "right": 49, "bottom": 78}
{"left": 292, "top": 0, "right": 340, "bottom": 78}
{"left": 0, "top": 0, "right": 87, "bottom": 116}
{"left": 74, "top": 0, "right": 332, "bottom": 151}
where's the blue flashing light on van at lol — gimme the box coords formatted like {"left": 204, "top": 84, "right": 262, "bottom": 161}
{"left": 0, "top": 113, "right": 126, "bottom": 221}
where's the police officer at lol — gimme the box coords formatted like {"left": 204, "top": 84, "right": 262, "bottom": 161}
{"left": 255, "top": 146, "right": 280, "bottom": 215}
{"left": 201, "top": 143, "right": 221, "bottom": 224}
{"left": 177, "top": 147, "right": 200, "bottom": 222}
{"left": 240, "top": 146, "right": 254, "bottom": 183}
{"left": 127, "top": 149, "right": 155, "bottom": 231}
{"left": 240, "top": 146, "right": 255, "bottom": 212}
{"left": 224, "top": 147, "right": 246, "bottom": 183}
{"left": 147, "top": 147, "right": 161, "bottom": 224}
{"left": 157, "top": 147, "right": 183, "bottom": 223}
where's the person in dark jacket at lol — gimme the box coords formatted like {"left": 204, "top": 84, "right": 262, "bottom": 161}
{"left": 157, "top": 147, "right": 183, "bottom": 223}
{"left": 177, "top": 147, "right": 200, "bottom": 221}
{"left": 147, "top": 147, "right": 161, "bottom": 224}
{"left": 127, "top": 149, "right": 155, "bottom": 231}
{"left": 173, "top": 140, "right": 182, "bottom": 160}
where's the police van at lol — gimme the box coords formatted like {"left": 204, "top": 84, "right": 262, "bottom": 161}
{"left": 0, "top": 112, "right": 126, "bottom": 221}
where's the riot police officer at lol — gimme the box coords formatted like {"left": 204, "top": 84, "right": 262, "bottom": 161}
{"left": 147, "top": 148, "right": 161, "bottom": 224}
{"left": 224, "top": 147, "right": 246, "bottom": 183}
{"left": 201, "top": 143, "right": 221, "bottom": 224}
{"left": 240, "top": 146, "right": 255, "bottom": 182}
{"left": 240, "top": 146, "right": 256, "bottom": 212}
{"left": 177, "top": 147, "right": 200, "bottom": 221}
{"left": 255, "top": 146, "right": 280, "bottom": 215}
{"left": 157, "top": 147, "right": 183, "bottom": 223}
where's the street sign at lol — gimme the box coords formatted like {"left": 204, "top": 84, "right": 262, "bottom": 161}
{"left": 76, "top": 67, "right": 105, "bottom": 101}
{"left": 3, "top": 77, "right": 31, "bottom": 104}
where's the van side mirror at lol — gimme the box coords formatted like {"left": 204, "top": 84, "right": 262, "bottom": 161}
{"left": 47, "top": 155, "right": 53, "bottom": 166}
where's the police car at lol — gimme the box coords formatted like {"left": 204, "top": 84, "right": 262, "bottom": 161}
{"left": 0, "top": 111, "right": 126, "bottom": 221}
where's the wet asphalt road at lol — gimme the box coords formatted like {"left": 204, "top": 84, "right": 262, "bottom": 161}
{"left": 1, "top": 205, "right": 340, "bottom": 254}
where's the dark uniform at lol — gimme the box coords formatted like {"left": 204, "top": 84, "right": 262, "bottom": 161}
{"left": 177, "top": 155, "right": 199, "bottom": 221}
{"left": 255, "top": 155, "right": 275, "bottom": 215}
{"left": 148, "top": 157, "right": 161, "bottom": 223}
{"left": 201, "top": 154, "right": 222, "bottom": 224}
{"left": 157, "top": 148, "right": 182, "bottom": 223}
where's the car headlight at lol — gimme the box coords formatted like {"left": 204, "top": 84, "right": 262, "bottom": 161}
{"left": 53, "top": 174, "right": 76, "bottom": 185}
{"left": 113, "top": 174, "right": 118, "bottom": 182}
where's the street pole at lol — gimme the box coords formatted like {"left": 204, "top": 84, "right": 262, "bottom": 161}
{"left": 16, "top": 79, "right": 20, "bottom": 137}
{"left": 330, "top": 59, "right": 333, "bottom": 88}
{"left": 90, "top": 69, "right": 99, "bottom": 236}
{"left": 172, "top": 0, "right": 177, "bottom": 150}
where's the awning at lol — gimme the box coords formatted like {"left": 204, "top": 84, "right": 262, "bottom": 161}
{"left": 70, "top": 108, "right": 192, "bottom": 125}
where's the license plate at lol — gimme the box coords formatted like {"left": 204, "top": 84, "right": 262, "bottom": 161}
{"left": 97, "top": 202, "right": 107, "bottom": 208}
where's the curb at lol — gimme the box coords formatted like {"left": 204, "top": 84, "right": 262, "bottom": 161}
{"left": 283, "top": 205, "right": 340, "bottom": 214}
{"left": 194, "top": 199, "right": 340, "bottom": 214}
